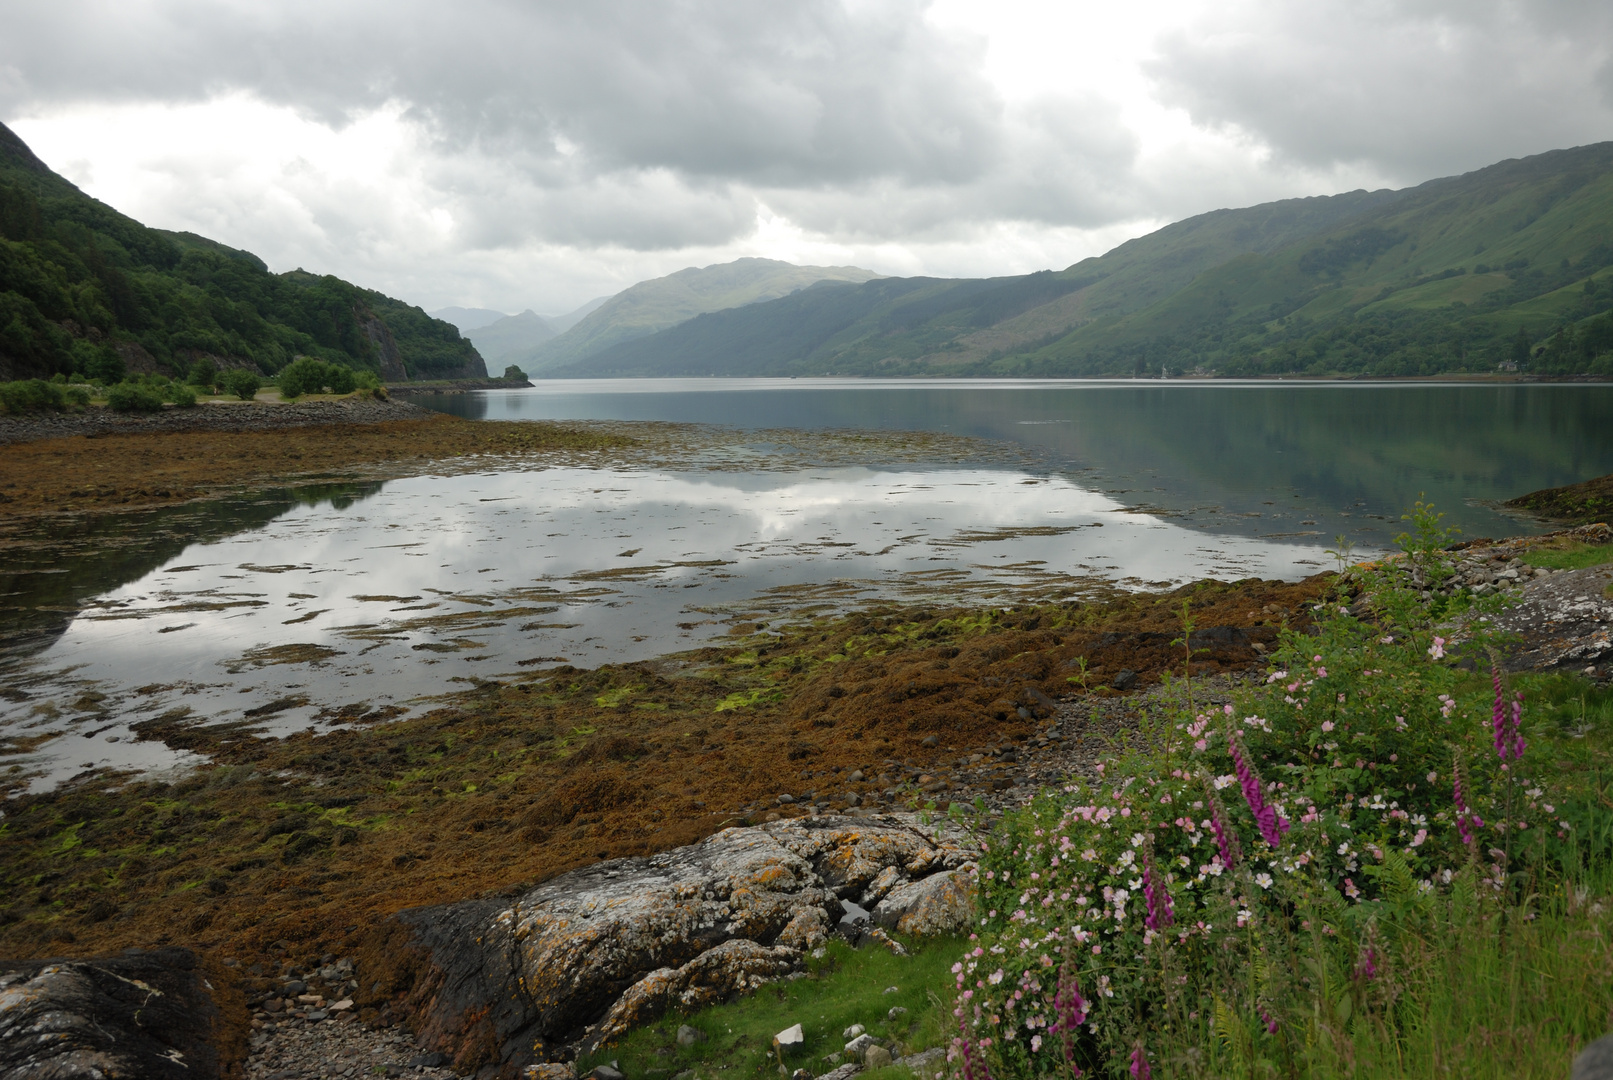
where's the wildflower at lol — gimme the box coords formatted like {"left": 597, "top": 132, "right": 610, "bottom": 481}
{"left": 1343, "top": 878, "right": 1361, "bottom": 900}
{"left": 1129, "top": 1042, "right": 1151, "bottom": 1080}
{"left": 1229, "top": 733, "right": 1288, "bottom": 848}
{"left": 1203, "top": 782, "right": 1241, "bottom": 868}
{"left": 1511, "top": 693, "right": 1526, "bottom": 761}
{"left": 1260, "top": 1008, "right": 1278, "bottom": 1034}
{"left": 1354, "top": 945, "right": 1378, "bottom": 982}
{"left": 1428, "top": 636, "right": 1446, "bottom": 660}
{"left": 1255, "top": 872, "right": 1274, "bottom": 889}
{"left": 1491, "top": 664, "right": 1508, "bottom": 758}
{"left": 954, "top": 1011, "right": 992, "bottom": 1080}
{"left": 1142, "top": 843, "right": 1174, "bottom": 931}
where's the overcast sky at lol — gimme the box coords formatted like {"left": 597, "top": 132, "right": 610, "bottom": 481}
{"left": 3, "top": 0, "right": 1611, "bottom": 316}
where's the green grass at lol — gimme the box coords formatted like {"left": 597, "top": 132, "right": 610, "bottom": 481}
{"left": 576, "top": 938, "right": 961, "bottom": 1080}
{"left": 1519, "top": 542, "right": 1613, "bottom": 570}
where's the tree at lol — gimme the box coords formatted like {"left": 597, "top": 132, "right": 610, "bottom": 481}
{"left": 1511, "top": 328, "right": 1531, "bottom": 366}
{"left": 222, "top": 368, "right": 261, "bottom": 401}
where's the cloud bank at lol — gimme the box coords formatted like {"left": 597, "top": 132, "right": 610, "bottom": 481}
{"left": 2, "top": 0, "right": 1609, "bottom": 311}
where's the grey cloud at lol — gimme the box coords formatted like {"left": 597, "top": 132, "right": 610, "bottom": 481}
{"left": 1147, "top": 0, "right": 1613, "bottom": 181}
{"left": 1, "top": 0, "right": 1004, "bottom": 188}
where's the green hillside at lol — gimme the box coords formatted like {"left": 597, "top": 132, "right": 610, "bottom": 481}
{"left": 556, "top": 143, "right": 1613, "bottom": 379}
{"left": 0, "top": 122, "right": 484, "bottom": 382}
{"left": 526, "top": 256, "right": 884, "bottom": 373}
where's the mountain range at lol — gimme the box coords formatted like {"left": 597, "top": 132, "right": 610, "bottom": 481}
{"left": 548, "top": 143, "right": 1613, "bottom": 379}
{"left": 0, "top": 122, "right": 483, "bottom": 383}
{"left": 449, "top": 258, "right": 882, "bottom": 375}
{"left": 6, "top": 114, "right": 1611, "bottom": 385}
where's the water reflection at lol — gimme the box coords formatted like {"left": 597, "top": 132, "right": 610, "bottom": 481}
{"left": 1, "top": 464, "right": 1332, "bottom": 789}
{"left": 420, "top": 380, "right": 1613, "bottom": 545}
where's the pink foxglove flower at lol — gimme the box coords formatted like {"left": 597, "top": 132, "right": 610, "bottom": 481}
{"left": 1204, "top": 783, "right": 1241, "bottom": 869}
{"left": 1129, "top": 1042, "right": 1151, "bottom": 1080}
{"left": 1511, "top": 693, "right": 1526, "bottom": 761}
{"left": 1142, "top": 844, "right": 1174, "bottom": 931}
{"left": 1230, "top": 733, "right": 1288, "bottom": 849}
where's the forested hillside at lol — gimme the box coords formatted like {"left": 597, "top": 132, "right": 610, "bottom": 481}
{"left": 0, "top": 123, "right": 483, "bottom": 382}
{"left": 556, "top": 142, "right": 1613, "bottom": 379}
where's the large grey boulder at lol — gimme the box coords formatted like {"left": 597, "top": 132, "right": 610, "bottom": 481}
{"left": 388, "top": 814, "right": 977, "bottom": 1075}
{"left": 0, "top": 947, "right": 238, "bottom": 1079}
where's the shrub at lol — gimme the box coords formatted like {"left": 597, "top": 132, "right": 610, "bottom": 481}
{"left": 0, "top": 378, "right": 66, "bottom": 414}
{"left": 954, "top": 503, "right": 1611, "bottom": 1078}
{"left": 168, "top": 383, "right": 198, "bottom": 408}
{"left": 187, "top": 358, "right": 219, "bottom": 390}
{"left": 74, "top": 341, "right": 125, "bottom": 384}
{"left": 276, "top": 356, "right": 358, "bottom": 398}
{"left": 221, "top": 369, "right": 261, "bottom": 401}
{"left": 326, "top": 364, "right": 356, "bottom": 394}
{"left": 106, "top": 382, "right": 166, "bottom": 413}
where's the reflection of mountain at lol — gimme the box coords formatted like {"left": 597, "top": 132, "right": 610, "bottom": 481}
{"left": 0, "top": 482, "right": 383, "bottom": 663}
{"left": 413, "top": 383, "right": 1613, "bottom": 546}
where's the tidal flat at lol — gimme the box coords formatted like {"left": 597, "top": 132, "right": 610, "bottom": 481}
{"left": 0, "top": 404, "right": 1339, "bottom": 969}
{"left": 1, "top": 407, "right": 1335, "bottom": 790}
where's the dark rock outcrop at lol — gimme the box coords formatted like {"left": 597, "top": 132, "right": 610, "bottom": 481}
{"left": 363, "top": 315, "right": 411, "bottom": 382}
{"left": 374, "top": 814, "right": 978, "bottom": 1076}
{"left": 0, "top": 946, "right": 246, "bottom": 1079}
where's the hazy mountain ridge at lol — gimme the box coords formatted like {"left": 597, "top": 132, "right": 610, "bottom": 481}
{"left": 0, "top": 122, "right": 485, "bottom": 382}
{"left": 524, "top": 257, "right": 884, "bottom": 373}
{"left": 551, "top": 143, "right": 1613, "bottom": 379}
{"left": 460, "top": 310, "right": 556, "bottom": 367}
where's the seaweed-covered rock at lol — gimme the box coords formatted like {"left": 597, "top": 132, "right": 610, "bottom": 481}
{"left": 0, "top": 946, "right": 243, "bottom": 1079}
{"left": 385, "top": 814, "right": 976, "bottom": 1075}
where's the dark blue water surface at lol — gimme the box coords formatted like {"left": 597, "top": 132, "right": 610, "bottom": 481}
{"left": 417, "top": 379, "right": 1613, "bottom": 547}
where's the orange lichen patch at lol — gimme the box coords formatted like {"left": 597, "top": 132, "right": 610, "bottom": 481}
{"left": 0, "top": 574, "right": 1327, "bottom": 971}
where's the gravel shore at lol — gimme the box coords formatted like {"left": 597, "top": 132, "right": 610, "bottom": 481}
{"left": 0, "top": 398, "right": 433, "bottom": 445}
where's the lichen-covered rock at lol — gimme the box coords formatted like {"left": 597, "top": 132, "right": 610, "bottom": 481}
{"left": 872, "top": 866, "right": 977, "bottom": 936}
{"left": 0, "top": 947, "right": 242, "bottom": 1080}
{"left": 860, "top": 865, "right": 904, "bottom": 906}
{"left": 777, "top": 907, "right": 830, "bottom": 951}
{"left": 388, "top": 814, "right": 977, "bottom": 1075}
{"left": 590, "top": 940, "right": 800, "bottom": 1048}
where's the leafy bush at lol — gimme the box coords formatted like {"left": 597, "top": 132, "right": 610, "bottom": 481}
{"left": 106, "top": 381, "right": 166, "bottom": 413}
{"left": 954, "top": 504, "right": 1612, "bottom": 1077}
{"left": 167, "top": 382, "right": 197, "bottom": 408}
{"left": 326, "top": 363, "right": 356, "bottom": 394}
{"left": 221, "top": 369, "right": 261, "bottom": 401}
{"left": 0, "top": 378, "right": 66, "bottom": 414}
{"left": 187, "top": 358, "right": 219, "bottom": 390}
{"left": 277, "top": 356, "right": 361, "bottom": 398}
{"left": 74, "top": 341, "right": 125, "bottom": 384}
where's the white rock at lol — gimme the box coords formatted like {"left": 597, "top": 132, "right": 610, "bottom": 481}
{"left": 842, "top": 1024, "right": 865, "bottom": 1040}
{"left": 776, "top": 1023, "right": 805, "bottom": 1048}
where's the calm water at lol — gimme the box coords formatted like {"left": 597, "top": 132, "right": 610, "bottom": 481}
{"left": 428, "top": 379, "right": 1613, "bottom": 546}
{"left": 3, "top": 380, "right": 1609, "bottom": 790}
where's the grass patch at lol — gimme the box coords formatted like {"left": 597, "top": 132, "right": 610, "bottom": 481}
{"left": 576, "top": 938, "right": 959, "bottom": 1080}
{"left": 1519, "top": 541, "right": 1613, "bottom": 570}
